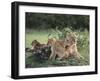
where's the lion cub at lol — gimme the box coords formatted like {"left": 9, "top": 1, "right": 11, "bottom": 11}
{"left": 47, "top": 38, "right": 67, "bottom": 60}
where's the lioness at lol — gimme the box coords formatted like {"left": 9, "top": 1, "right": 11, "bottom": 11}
{"left": 47, "top": 32, "right": 84, "bottom": 60}
{"left": 65, "top": 32, "right": 84, "bottom": 59}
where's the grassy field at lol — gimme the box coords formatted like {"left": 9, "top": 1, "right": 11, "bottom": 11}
{"left": 25, "top": 28, "right": 89, "bottom": 68}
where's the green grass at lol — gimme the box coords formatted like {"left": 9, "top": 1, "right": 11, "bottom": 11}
{"left": 25, "top": 28, "right": 89, "bottom": 68}
{"left": 25, "top": 29, "right": 58, "bottom": 47}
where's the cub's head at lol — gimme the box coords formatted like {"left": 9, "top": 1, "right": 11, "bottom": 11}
{"left": 47, "top": 38, "right": 56, "bottom": 46}
{"left": 31, "top": 40, "right": 40, "bottom": 49}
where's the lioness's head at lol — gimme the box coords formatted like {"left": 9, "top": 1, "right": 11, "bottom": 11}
{"left": 65, "top": 32, "right": 77, "bottom": 46}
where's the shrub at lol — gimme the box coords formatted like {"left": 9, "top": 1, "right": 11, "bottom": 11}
{"left": 55, "top": 27, "right": 73, "bottom": 40}
{"left": 77, "top": 29, "right": 89, "bottom": 50}
{"left": 52, "top": 27, "right": 89, "bottom": 50}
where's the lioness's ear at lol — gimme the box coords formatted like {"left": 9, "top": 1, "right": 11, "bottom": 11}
{"left": 69, "top": 32, "right": 76, "bottom": 38}
{"left": 73, "top": 32, "right": 79, "bottom": 38}
{"left": 48, "top": 34, "right": 53, "bottom": 39}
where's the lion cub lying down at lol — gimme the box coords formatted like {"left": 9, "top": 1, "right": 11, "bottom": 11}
{"left": 47, "top": 32, "right": 84, "bottom": 60}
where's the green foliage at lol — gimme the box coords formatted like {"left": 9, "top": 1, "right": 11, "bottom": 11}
{"left": 26, "top": 54, "right": 89, "bottom": 68}
{"left": 26, "top": 13, "right": 89, "bottom": 30}
{"left": 77, "top": 29, "right": 89, "bottom": 50}
{"left": 55, "top": 27, "right": 73, "bottom": 40}
{"left": 52, "top": 27, "right": 89, "bottom": 50}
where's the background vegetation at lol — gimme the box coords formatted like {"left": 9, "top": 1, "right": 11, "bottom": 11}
{"left": 26, "top": 13, "right": 89, "bottom": 30}
{"left": 25, "top": 13, "right": 89, "bottom": 68}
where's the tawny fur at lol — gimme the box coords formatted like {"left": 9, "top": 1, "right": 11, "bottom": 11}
{"left": 31, "top": 40, "right": 47, "bottom": 50}
{"left": 47, "top": 38, "right": 67, "bottom": 60}
{"left": 47, "top": 32, "right": 84, "bottom": 60}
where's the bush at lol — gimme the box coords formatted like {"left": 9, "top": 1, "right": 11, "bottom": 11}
{"left": 77, "top": 29, "right": 89, "bottom": 50}
{"left": 54, "top": 27, "right": 73, "bottom": 40}
{"left": 52, "top": 27, "right": 89, "bottom": 50}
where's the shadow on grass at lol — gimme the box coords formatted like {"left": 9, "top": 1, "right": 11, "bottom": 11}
{"left": 25, "top": 52, "right": 89, "bottom": 68}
